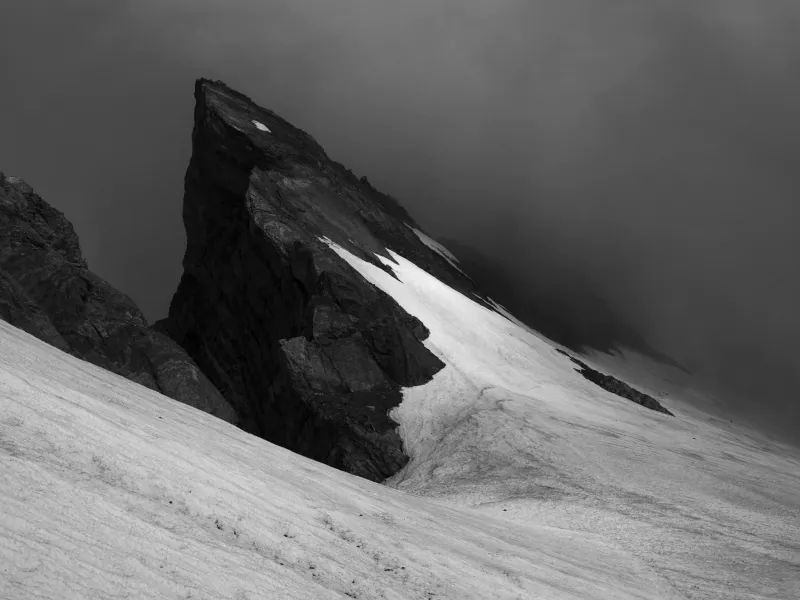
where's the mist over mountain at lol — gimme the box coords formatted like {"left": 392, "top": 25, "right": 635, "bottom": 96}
{"left": 2, "top": 9, "right": 800, "bottom": 595}
{"left": 1, "top": 1, "right": 798, "bottom": 442}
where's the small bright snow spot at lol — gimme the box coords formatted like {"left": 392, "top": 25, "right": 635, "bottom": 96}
{"left": 252, "top": 120, "right": 271, "bottom": 133}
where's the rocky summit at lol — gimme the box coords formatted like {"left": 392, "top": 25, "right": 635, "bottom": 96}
{"left": 157, "top": 80, "right": 486, "bottom": 481}
{"left": 0, "top": 173, "right": 237, "bottom": 423}
{"left": 0, "top": 80, "right": 680, "bottom": 485}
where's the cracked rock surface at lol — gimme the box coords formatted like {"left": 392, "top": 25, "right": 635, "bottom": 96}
{"left": 0, "top": 172, "right": 236, "bottom": 424}
{"left": 159, "top": 80, "right": 483, "bottom": 481}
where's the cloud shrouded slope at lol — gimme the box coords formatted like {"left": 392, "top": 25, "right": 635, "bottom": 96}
{"left": 0, "top": 0, "right": 798, "bottom": 441}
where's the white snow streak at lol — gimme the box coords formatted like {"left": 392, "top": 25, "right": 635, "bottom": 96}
{"left": 252, "top": 120, "right": 271, "bottom": 133}
{"left": 1, "top": 232, "right": 798, "bottom": 600}
{"left": 407, "top": 226, "right": 465, "bottom": 275}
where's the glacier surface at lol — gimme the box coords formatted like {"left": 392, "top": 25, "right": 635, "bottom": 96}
{"left": 327, "top": 241, "right": 800, "bottom": 600}
{"left": 1, "top": 240, "right": 798, "bottom": 599}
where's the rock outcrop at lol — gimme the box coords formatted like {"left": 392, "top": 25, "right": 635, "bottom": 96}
{"left": 0, "top": 173, "right": 237, "bottom": 423}
{"left": 159, "top": 80, "right": 482, "bottom": 481}
{"left": 557, "top": 349, "right": 674, "bottom": 415}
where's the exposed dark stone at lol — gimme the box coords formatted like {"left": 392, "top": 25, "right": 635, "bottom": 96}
{"left": 159, "top": 80, "right": 474, "bottom": 481}
{"left": 557, "top": 349, "right": 674, "bottom": 416}
{"left": 0, "top": 172, "right": 237, "bottom": 423}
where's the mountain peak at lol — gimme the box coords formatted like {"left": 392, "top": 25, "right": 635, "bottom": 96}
{"left": 3, "top": 78, "right": 798, "bottom": 600}
{"left": 161, "top": 79, "right": 483, "bottom": 480}
{"left": 194, "top": 78, "right": 330, "bottom": 171}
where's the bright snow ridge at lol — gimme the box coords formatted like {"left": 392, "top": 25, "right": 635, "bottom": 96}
{"left": 325, "top": 239, "right": 800, "bottom": 600}
{"left": 0, "top": 320, "right": 677, "bottom": 600}
{"left": 407, "top": 226, "right": 465, "bottom": 275}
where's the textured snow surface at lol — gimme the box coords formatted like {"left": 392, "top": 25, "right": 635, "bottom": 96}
{"left": 2, "top": 237, "right": 799, "bottom": 600}
{"left": 327, "top": 241, "right": 800, "bottom": 600}
{"left": 0, "top": 322, "right": 675, "bottom": 600}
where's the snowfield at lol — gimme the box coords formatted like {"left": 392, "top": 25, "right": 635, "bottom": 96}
{"left": 0, "top": 321, "right": 676, "bottom": 599}
{"left": 1, "top": 240, "right": 798, "bottom": 599}
{"left": 327, "top": 241, "right": 800, "bottom": 600}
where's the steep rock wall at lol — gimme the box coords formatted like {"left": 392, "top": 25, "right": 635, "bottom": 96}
{"left": 160, "top": 80, "right": 481, "bottom": 480}
{"left": 0, "top": 173, "right": 237, "bottom": 424}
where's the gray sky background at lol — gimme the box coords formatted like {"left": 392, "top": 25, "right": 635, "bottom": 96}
{"left": 1, "top": 1, "right": 798, "bottom": 442}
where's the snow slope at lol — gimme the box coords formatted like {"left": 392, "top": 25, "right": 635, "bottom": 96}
{"left": 0, "top": 321, "right": 678, "bottom": 600}
{"left": 326, "top": 241, "right": 800, "bottom": 600}
{"left": 2, "top": 237, "right": 798, "bottom": 600}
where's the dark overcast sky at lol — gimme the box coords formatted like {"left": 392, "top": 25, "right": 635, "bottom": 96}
{"left": 1, "top": 1, "right": 798, "bottom": 443}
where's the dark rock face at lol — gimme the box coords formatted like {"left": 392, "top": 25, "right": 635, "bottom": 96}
{"left": 557, "top": 349, "right": 674, "bottom": 416}
{"left": 0, "top": 173, "right": 237, "bottom": 424}
{"left": 160, "top": 80, "right": 477, "bottom": 481}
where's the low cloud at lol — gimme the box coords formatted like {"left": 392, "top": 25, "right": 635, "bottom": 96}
{"left": 1, "top": 0, "right": 798, "bottom": 441}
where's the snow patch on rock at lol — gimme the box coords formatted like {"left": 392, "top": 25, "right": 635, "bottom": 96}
{"left": 252, "top": 120, "right": 271, "bottom": 133}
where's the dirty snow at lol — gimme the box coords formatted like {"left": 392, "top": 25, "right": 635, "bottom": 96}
{"left": 326, "top": 241, "right": 800, "bottom": 600}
